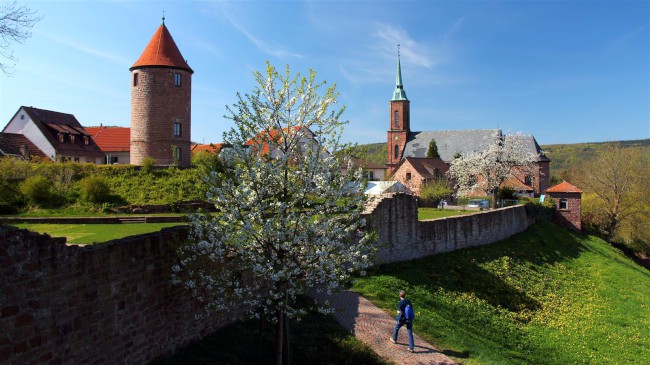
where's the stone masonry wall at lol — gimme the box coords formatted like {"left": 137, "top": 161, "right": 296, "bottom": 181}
{"left": 131, "top": 68, "right": 192, "bottom": 167}
{"left": 365, "top": 193, "right": 530, "bottom": 264}
{"left": 0, "top": 225, "right": 233, "bottom": 365}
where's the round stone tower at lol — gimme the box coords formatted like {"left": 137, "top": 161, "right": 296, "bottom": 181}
{"left": 129, "top": 18, "right": 193, "bottom": 167}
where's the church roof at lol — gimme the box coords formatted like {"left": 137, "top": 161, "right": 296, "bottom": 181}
{"left": 403, "top": 129, "right": 502, "bottom": 162}
{"left": 504, "top": 134, "right": 550, "bottom": 162}
{"left": 391, "top": 55, "right": 408, "bottom": 101}
{"left": 130, "top": 22, "right": 193, "bottom": 73}
{"left": 546, "top": 180, "right": 582, "bottom": 193}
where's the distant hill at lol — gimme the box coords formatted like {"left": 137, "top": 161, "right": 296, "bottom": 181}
{"left": 541, "top": 139, "right": 650, "bottom": 179}
{"left": 350, "top": 139, "right": 650, "bottom": 180}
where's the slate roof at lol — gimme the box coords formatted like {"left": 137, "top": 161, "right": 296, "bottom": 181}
{"left": 85, "top": 126, "right": 130, "bottom": 152}
{"left": 504, "top": 134, "right": 550, "bottom": 162}
{"left": 546, "top": 180, "right": 582, "bottom": 193}
{"left": 403, "top": 129, "right": 501, "bottom": 162}
{"left": 130, "top": 23, "right": 193, "bottom": 73}
{"left": 19, "top": 106, "right": 104, "bottom": 158}
{"left": 0, "top": 132, "right": 48, "bottom": 160}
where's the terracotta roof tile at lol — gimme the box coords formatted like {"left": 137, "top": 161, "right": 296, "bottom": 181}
{"left": 191, "top": 143, "right": 224, "bottom": 154}
{"left": 130, "top": 24, "right": 193, "bottom": 73}
{"left": 85, "top": 126, "right": 130, "bottom": 152}
{"left": 500, "top": 177, "right": 534, "bottom": 192}
{"left": 546, "top": 180, "right": 582, "bottom": 193}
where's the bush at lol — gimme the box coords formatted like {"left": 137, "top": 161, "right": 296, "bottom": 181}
{"left": 519, "top": 196, "right": 554, "bottom": 221}
{"left": 141, "top": 157, "right": 156, "bottom": 174}
{"left": 420, "top": 179, "right": 452, "bottom": 206}
{"left": 20, "top": 175, "right": 55, "bottom": 207}
{"left": 80, "top": 175, "right": 111, "bottom": 203}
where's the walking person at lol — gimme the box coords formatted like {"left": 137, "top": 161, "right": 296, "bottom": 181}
{"left": 390, "top": 290, "right": 415, "bottom": 352}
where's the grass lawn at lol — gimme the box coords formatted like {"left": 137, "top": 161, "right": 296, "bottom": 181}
{"left": 352, "top": 222, "right": 650, "bottom": 365}
{"left": 11, "top": 223, "right": 185, "bottom": 244}
{"left": 150, "top": 298, "right": 391, "bottom": 365}
{"left": 418, "top": 208, "right": 476, "bottom": 220}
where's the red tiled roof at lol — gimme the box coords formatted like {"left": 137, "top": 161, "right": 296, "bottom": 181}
{"left": 546, "top": 180, "right": 582, "bottom": 193}
{"left": 191, "top": 143, "right": 224, "bottom": 154}
{"left": 500, "top": 177, "right": 534, "bottom": 192}
{"left": 85, "top": 126, "right": 130, "bottom": 152}
{"left": 0, "top": 132, "right": 48, "bottom": 160}
{"left": 130, "top": 23, "right": 193, "bottom": 73}
{"left": 246, "top": 126, "right": 306, "bottom": 156}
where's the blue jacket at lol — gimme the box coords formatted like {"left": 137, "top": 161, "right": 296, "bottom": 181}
{"left": 397, "top": 298, "right": 413, "bottom": 322}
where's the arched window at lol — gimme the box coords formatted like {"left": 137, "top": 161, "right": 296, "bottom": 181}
{"left": 394, "top": 144, "right": 399, "bottom": 159}
{"left": 394, "top": 110, "right": 399, "bottom": 128}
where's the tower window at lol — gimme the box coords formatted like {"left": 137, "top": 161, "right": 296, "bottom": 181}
{"left": 174, "top": 72, "right": 182, "bottom": 86}
{"left": 174, "top": 147, "right": 182, "bottom": 161}
{"left": 133, "top": 73, "right": 138, "bottom": 86}
{"left": 173, "top": 122, "right": 182, "bottom": 137}
{"left": 559, "top": 198, "right": 568, "bottom": 210}
{"left": 394, "top": 144, "right": 399, "bottom": 159}
{"left": 394, "top": 110, "right": 399, "bottom": 128}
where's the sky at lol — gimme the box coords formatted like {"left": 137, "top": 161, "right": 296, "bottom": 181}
{"left": 0, "top": 0, "right": 648, "bottom": 146}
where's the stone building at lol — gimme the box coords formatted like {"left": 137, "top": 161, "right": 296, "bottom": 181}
{"left": 130, "top": 18, "right": 193, "bottom": 167}
{"left": 390, "top": 157, "right": 448, "bottom": 195}
{"left": 386, "top": 53, "right": 550, "bottom": 197}
{"left": 546, "top": 180, "right": 582, "bottom": 232}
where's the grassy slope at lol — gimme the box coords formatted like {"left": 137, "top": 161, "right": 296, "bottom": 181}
{"left": 11, "top": 223, "right": 185, "bottom": 244}
{"left": 352, "top": 222, "right": 650, "bottom": 364}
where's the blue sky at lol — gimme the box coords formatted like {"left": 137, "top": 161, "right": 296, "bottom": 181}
{"left": 1, "top": 0, "right": 648, "bottom": 145}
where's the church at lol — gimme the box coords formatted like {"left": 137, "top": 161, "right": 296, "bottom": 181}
{"left": 386, "top": 54, "right": 550, "bottom": 197}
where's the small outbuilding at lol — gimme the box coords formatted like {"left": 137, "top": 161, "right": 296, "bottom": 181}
{"left": 545, "top": 180, "right": 582, "bottom": 232}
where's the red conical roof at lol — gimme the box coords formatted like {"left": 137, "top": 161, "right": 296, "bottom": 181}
{"left": 130, "top": 23, "right": 193, "bottom": 73}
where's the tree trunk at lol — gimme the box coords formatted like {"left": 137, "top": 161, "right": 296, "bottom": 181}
{"left": 274, "top": 312, "right": 284, "bottom": 365}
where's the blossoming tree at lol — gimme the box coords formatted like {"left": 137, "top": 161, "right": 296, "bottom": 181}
{"left": 174, "top": 62, "right": 373, "bottom": 364}
{"left": 447, "top": 131, "right": 539, "bottom": 206}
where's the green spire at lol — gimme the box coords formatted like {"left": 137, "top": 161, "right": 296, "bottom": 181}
{"left": 392, "top": 46, "right": 408, "bottom": 101}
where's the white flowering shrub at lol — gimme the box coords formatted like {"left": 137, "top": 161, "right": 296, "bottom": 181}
{"left": 173, "top": 63, "right": 374, "bottom": 327}
{"left": 448, "top": 131, "right": 539, "bottom": 204}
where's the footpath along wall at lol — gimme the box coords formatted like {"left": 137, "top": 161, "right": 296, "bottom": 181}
{"left": 1, "top": 193, "right": 531, "bottom": 364}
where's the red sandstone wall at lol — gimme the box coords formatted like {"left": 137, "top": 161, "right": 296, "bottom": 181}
{"left": 0, "top": 225, "right": 231, "bottom": 365}
{"left": 131, "top": 68, "right": 192, "bottom": 167}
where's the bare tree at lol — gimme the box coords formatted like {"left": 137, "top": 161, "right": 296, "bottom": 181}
{"left": 0, "top": 1, "right": 41, "bottom": 74}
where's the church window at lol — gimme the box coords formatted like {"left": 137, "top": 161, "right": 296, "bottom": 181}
{"left": 394, "top": 144, "right": 399, "bottom": 159}
{"left": 174, "top": 146, "right": 182, "bottom": 161}
{"left": 559, "top": 198, "right": 568, "bottom": 210}
{"left": 394, "top": 110, "right": 399, "bottom": 128}
{"left": 173, "top": 122, "right": 182, "bottom": 137}
{"left": 174, "top": 72, "right": 182, "bottom": 86}
{"left": 133, "top": 73, "right": 138, "bottom": 86}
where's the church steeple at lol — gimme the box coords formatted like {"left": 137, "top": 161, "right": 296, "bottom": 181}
{"left": 392, "top": 46, "right": 408, "bottom": 101}
{"left": 387, "top": 46, "right": 411, "bottom": 174}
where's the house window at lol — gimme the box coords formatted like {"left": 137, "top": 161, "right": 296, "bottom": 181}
{"left": 394, "top": 110, "right": 399, "bottom": 128}
{"left": 70, "top": 135, "right": 76, "bottom": 144}
{"left": 20, "top": 114, "right": 24, "bottom": 120}
{"left": 394, "top": 145, "right": 399, "bottom": 159}
{"left": 73, "top": 157, "right": 80, "bottom": 163}
{"left": 84, "top": 136, "right": 89, "bottom": 145}
{"left": 406, "top": 172, "right": 412, "bottom": 181}
{"left": 173, "top": 122, "right": 182, "bottom": 137}
{"left": 133, "top": 73, "right": 138, "bottom": 87}
{"left": 525, "top": 175, "right": 532, "bottom": 186}
{"left": 559, "top": 198, "right": 568, "bottom": 210}
{"left": 58, "top": 133, "right": 65, "bottom": 143}
{"left": 174, "top": 72, "right": 181, "bottom": 86}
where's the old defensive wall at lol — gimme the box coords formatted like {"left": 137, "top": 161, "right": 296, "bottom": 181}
{"left": 1, "top": 193, "right": 531, "bottom": 364}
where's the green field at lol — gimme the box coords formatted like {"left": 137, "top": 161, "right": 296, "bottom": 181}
{"left": 11, "top": 222, "right": 185, "bottom": 244}
{"left": 418, "top": 208, "right": 476, "bottom": 220}
{"left": 352, "top": 222, "right": 650, "bottom": 364}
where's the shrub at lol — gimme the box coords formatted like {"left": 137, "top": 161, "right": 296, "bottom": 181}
{"left": 519, "top": 196, "right": 554, "bottom": 221}
{"left": 20, "top": 175, "right": 55, "bottom": 207}
{"left": 141, "top": 157, "right": 156, "bottom": 174}
{"left": 80, "top": 175, "right": 111, "bottom": 203}
{"left": 420, "top": 179, "right": 452, "bottom": 206}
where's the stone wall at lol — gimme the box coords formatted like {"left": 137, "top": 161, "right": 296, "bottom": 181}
{"left": 0, "top": 225, "right": 232, "bottom": 365}
{"left": 365, "top": 193, "right": 530, "bottom": 264}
